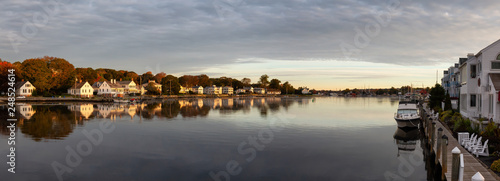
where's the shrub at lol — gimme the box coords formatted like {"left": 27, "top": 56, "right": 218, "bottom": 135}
{"left": 439, "top": 110, "right": 453, "bottom": 122}
{"left": 491, "top": 159, "right": 500, "bottom": 172}
{"left": 483, "top": 121, "right": 497, "bottom": 138}
{"left": 454, "top": 117, "right": 472, "bottom": 132}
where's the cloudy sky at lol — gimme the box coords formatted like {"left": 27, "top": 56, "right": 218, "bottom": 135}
{"left": 2, "top": 0, "right": 500, "bottom": 89}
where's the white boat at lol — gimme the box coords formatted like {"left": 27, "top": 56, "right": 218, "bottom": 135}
{"left": 113, "top": 99, "right": 129, "bottom": 103}
{"left": 394, "top": 100, "right": 420, "bottom": 128}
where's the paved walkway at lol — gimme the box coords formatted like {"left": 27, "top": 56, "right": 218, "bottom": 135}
{"left": 424, "top": 107, "right": 499, "bottom": 180}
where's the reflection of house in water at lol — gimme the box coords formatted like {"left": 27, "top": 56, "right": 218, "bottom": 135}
{"left": 17, "top": 103, "right": 36, "bottom": 120}
{"left": 253, "top": 98, "right": 266, "bottom": 107}
{"left": 221, "top": 98, "right": 233, "bottom": 108}
{"left": 68, "top": 104, "right": 94, "bottom": 119}
{"left": 126, "top": 104, "right": 137, "bottom": 119}
{"left": 203, "top": 98, "right": 222, "bottom": 109}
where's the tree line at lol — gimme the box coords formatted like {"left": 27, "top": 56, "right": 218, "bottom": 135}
{"left": 0, "top": 56, "right": 299, "bottom": 96}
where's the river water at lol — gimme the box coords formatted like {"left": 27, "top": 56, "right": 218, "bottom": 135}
{"left": 1, "top": 97, "right": 439, "bottom": 180}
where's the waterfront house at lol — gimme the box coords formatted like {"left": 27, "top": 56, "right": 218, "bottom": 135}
{"left": 243, "top": 86, "right": 254, "bottom": 93}
{"left": 301, "top": 88, "right": 310, "bottom": 94}
{"left": 68, "top": 81, "right": 94, "bottom": 98}
{"left": 179, "top": 86, "right": 188, "bottom": 94}
{"left": 222, "top": 86, "right": 234, "bottom": 95}
{"left": 190, "top": 86, "right": 204, "bottom": 94}
{"left": 97, "top": 79, "right": 124, "bottom": 97}
{"left": 235, "top": 88, "right": 246, "bottom": 94}
{"left": 254, "top": 88, "right": 266, "bottom": 94}
{"left": 117, "top": 79, "right": 139, "bottom": 94}
{"left": 142, "top": 80, "right": 162, "bottom": 94}
{"left": 15, "top": 81, "right": 35, "bottom": 97}
{"left": 457, "top": 39, "right": 500, "bottom": 123}
{"left": 267, "top": 89, "right": 281, "bottom": 95}
{"left": 204, "top": 85, "right": 222, "bottom": 95}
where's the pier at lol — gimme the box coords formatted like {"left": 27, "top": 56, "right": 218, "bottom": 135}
{"left": 420, "top": 104, "right": 499, "bottom": 180}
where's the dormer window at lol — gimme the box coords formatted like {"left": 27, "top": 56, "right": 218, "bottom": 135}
{"left": 497, "top": 54, "right": 500, "bottom": 60}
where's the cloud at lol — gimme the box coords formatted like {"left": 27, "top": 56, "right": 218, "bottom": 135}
{"left": 1, "top": 0, "right": 499, "bottom": 86}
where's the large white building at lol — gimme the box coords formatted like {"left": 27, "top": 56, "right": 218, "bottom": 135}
{"left": 68, "top": 81, "right": 94, "bottom": 98}
{"left": 15, "top": 81, "right": 36, "bottom": 97}
{"left": 458, "top": 39, "right": 500, "bottom": 123}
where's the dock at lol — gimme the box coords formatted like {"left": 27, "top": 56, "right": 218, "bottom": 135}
{"left": 421, "top": 105, "right": 499, "bottom": 180}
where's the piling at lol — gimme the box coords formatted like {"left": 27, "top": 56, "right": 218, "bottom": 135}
{"left": 442, "top": 135, "right": 448, "bottom": 180}
{"left": 451, "top": 147, "right": 460, "bottom": 181}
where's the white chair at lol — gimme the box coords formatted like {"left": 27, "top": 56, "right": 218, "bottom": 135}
{"left": 462, "top": 134, "right": 475, "bottom": 146}
{"left": 473, "top": 139, "right": 489, "bottom": 157}
{"left": 465, "top": 136, "right": 479, "bottom": 151}
{"left": 457, "top": 132, "right": 469, "bottom": 146}
{"left": 468, "top": 137, "right": 482, "bottom": 152}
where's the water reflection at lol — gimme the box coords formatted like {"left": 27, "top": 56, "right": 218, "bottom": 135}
{"left": 0, "top": 98, "right": 305, "bottom": 141}
{"left": 393, "top": 127, "right": 420, "bottom": 155}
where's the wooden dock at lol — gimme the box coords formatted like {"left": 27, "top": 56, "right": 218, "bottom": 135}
{"left": 421, "top": 106, "right": 499, "bottom": 180}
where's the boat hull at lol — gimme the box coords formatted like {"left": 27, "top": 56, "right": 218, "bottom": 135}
{"left": 395, "top": 118, "right": 420, "bottom": 128}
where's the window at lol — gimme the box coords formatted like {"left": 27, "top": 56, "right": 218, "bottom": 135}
{"left": 471, "top": 64, "right": 477, "bottom": 78}
{"left": 470, "top": 94, "right": 476, "bottom": 107}
{"left": 497, "top": 54, "right": 500, "bottom": 60}
{"left": 492, "top": 62, "right": 500, "bottom": 69}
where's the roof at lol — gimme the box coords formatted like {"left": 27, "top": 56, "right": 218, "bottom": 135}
{"left": 267, "top": 89, "right": 281, "bottom": 92}
{"left": 490, "top": 73, "right": 500, "bottom": 90}
{"left": 192, "top": 86, "right": 203, "bottom": 88}
{"left": 117, "top": 80, "right": 134, "bottom": 85}
{"left": 15, "top": 81, "right": 30, "bottom": 89}
{"left": 477, "top": 39, "right": 500, "bottom": 56}
{"left": 70, "top": 82, "right": 88, "bottom": 89}
{"left": 103, "top": 81, "right": 123, "bottom": 88}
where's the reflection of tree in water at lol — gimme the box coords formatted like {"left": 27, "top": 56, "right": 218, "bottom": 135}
{"left": 280, "top": 99, "right": 295, "bottom": 111}
{"left": 180, "top": 105, "right": 210, "bottom": 118}
{"left": 141, "top": 103, "right": 161, "bottom": 120}
{"left": 20, "top": 106, "right": 78, "bottom": 141}
{"left": 0, "top": 106, "right": 14, "bottom": 136}
{"left": 160, "top": 101, "right": 180, "bottom": 119}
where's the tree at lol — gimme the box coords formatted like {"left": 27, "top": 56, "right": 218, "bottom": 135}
{"left": 258, "top": 74, "right": 269, "bottom": 88}
{"left": 232, "top": 79, "right": 243, "bottom": 89}
{"left": 389, "top": 87, "right": 398, "bottom": 95}
{"left": 444, "top": 93, "right": 452, "bottom": 111}
{"left": 241, "top": 78, "right": 251, "bottom": 86}
{"left": 47, "top": 57, "right": 76, "bottom": 93}
{"left": 154, "top": 72, "right": 167, "bottom": 83}
{"left": 198, "top": 74, "right": 211, "bottom": 87}
{"left": 269, "top": 79, "right": 281, "bottom": 89}
{"left": 145, "top": 82, "right": 160, "bottom": 95}
{"left": 281, "top": 81, "right": 295, "bottom": 94}
{"left": 429, "top": 84, "right": 445, "bottom": 110}
{"left": 21, "top": 58, "right": 52, "bottom": 93}
{"left": 0, "top": 60, "right": 18, "bottom": 91}
{"left": 161, "top": 75, "right": 180, "bottom": 95}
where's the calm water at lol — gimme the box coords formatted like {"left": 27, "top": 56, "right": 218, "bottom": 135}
{"left": 0, "top": 97, "right": 436, "bottom": 181}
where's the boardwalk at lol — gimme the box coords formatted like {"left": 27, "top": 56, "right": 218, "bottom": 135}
{"left": 423, "top": 106, "right": 499, "bottom": 180}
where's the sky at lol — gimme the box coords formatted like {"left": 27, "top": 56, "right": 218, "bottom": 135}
{"left": 1, "top": 0, "right": 500, "bottom": 90}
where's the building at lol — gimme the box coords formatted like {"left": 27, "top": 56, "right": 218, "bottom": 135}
{"left": 190, "top": 86, "right": 204, "bottom": 94}
{"left": 117, "top": 79, "right": 139, "bottom": 94}
{"left": 222, "top": 86, "right": 234, "bottom": 95}
{"left": 301, "top": 88, "right": 310, "bottom": 94}
{"left": 142, "top": 80, "right": 162, "bottom": 94}
{"left": 97, "top": 79, "right": 124, "bottom": 97}
{"left": 204, "top": 85, "right": 222, "bottom": 95}
{"left": 457, "top": 39, "right": 500, "bottom": 124}
{"left": 15, "top": 81, "right": 36, "bottom": 97}
{"left": 179, "top": 86, "right": 188, "bottom": 94}
{"left": 243, "top": 87, "right": 254, "bottom": 93}
{"left": 254, "top": 88, "right": 266, "bottom": 94}
{"left": 235, "top": 89, "right": 246, "bottom": 94}
{"left": 68, "top": 81, "right": 94, "bottom": 98}
{"left": 441, "top": 63, "right": 460, "bottom": 99}
{"left": 267, "top": 89, "right": 281, "bottom": 95}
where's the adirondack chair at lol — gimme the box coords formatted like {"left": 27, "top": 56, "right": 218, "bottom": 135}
{"left": 473, "top": 139, "right": 489, "bottom": 157}
{"left": 457, "top": 132, "right": 469, "bottom": 146}
{"left": 465, "top": 136, "right": 479, "bottom": 151}
{"left": 468, "top": 137, "right": 482, "bottom": 152}
{"left": 462, "top": 134, "right": 476, "bottom": 146}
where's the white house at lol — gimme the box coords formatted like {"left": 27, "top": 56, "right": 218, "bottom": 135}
{"left": 97, "top": 79, "right": 124, "bottom": 97}
{"left": 68, "top": 81, "right": 94, "bottom": 98}
{"left": 267, "top": 89, "right": 281, "bottom": 95}
{"left": 243, "top": 87, "right": 254, "bottom": 93}
{"left": 204, "top": 85, "right": 222, "bottom": 95}
{"left": 459, "top": 39, "right": 500, "bottom": 124}
{"left": 179, "top": 86, "right": 188, "bottom": 94}
{"left": 254, "top": 88, "right": 266, "bottom": 94}
{"left": 235, "top": 89, "right": 246, "bottom": 94}
{"left": 301, "top": 88, "right": 310, "bottom": 94}
{"left": 117, "top": 79, "right": 138, "bottom": 94}
{"left": 15, "top": 81, "right": 35, "bottom": 97}
{"left": 222, "top": 86, "right": 234, "bottom": 95}
{"left": 190, "top": 86, "right": 204, "bottom": 94}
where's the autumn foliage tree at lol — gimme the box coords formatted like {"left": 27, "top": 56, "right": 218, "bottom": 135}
{"left": 0, "top": 59, "right": 18, "bottom": 91}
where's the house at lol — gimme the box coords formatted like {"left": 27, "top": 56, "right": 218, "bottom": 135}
{"left": 222, "top": 86, "right": 234, "bottom": 95}
{"left": 267, "top": 89, "right": 281, "bottom": 95}
{"left": 457, "top": 39, "right": 500, "bottom": 124}
{"left": 15, "top": 81, "right": 36, "bottom": 97}
{"left": 204, "top": 85, "right": 222, "bottom": 95}
{"left": 254, "top": 88, "right": 266, "bottom": 94}
{"left": 117, "top": 79, "right": 139, "bottom": 94}
{"left": 190, "top": 86, "right": 204, "bottom": 94}
{"left": 243, "top": 87, "right": 254, "bottom": 93}
{"left": 142, "top": 80, "right": 162, "bottom": 94}
{"left": 97, "top": 79, "right": 124, "bottom": 97}
{"left": 68, "top": 81, "right": 94, "bottom": 98}
{"left": 179, "top": 86, "right": 188, "bottom": 94}
{"left": 301, "top": 88, "right": 310, "bottom": 94}
{"left": 235, "top": 89, "right": 246, "bottom": 94}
